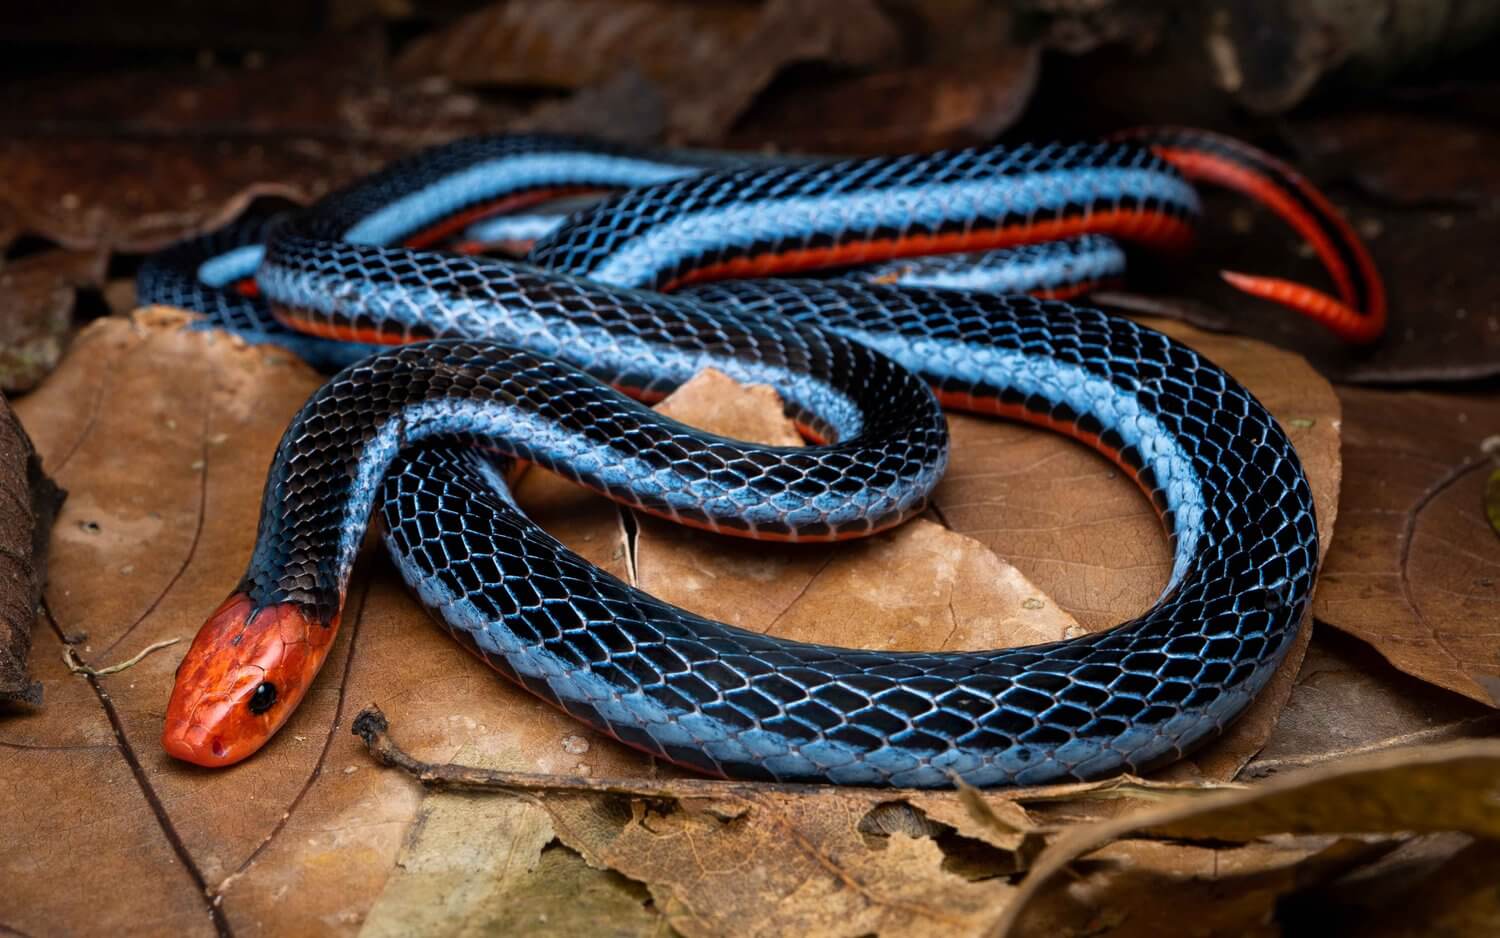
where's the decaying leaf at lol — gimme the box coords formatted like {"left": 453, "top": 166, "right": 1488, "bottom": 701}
{"left": 1315, "top": 388, "right": 1500, "bottom": 706}
{"left": 997, "top": 738, "right": 1500, "bottom": 936}
{"left": 0, "top": 36, "right": 513, "bottom": 254}
{"left": 729, "top": 57, "right": 1040, "bottom": 154}
{"left": 360, "top": 789, "right": 558, "bottom": 936}
{"left": 1243, "top": 631, "right": 1499, "bottom": 780}
{"left": 1331, "top": 839, "right": 1500, "bottom": 937}
{"left": 1485, "top": 457, "right": 1500, "bottom": 540}
{"left": 1013, "top": 836, "right": 1395, "bottom": 938}
{"left": 0, "top": 247, "right": 106, "bottom": 392}
{"left": 394, "top": 0, "right": 903, "bottom": 144}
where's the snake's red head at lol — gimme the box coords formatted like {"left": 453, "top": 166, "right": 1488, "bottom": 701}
{"left": 162, "top": 592, "right": 336, "bottom": 768}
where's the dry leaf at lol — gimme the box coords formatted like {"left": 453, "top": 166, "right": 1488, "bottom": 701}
{"left": 0, "top": 247, "right": 106, "bottom": 392}
{"left": 395, "top": 0, "right": 903, "bottom": 144}
{"left": 1315, "top": 388, "right": 1500, "bottom": 706}
{"left": 1014, "top": 836, "right": 1393, "bottom": 938}
{"left": 361, "top": 791, "right": 558, "bottom": 936}
{"left": 997, "top": 738, "right": 1500, "bottom": 936}
{"left": 1488, "top": 465, "right": 1500, "bottom": 539}
{"left": 549, "top": 787, "right": 1016, "bottom": 938}
{"left": 396, "top": 0, "right": 769, "bottom": 91}
{"left": 1334, "top": 839, "right": 1500, "bottom": 937}
{"left": 0, "top": 620, "right": 219, "bottom": 933}
{"left": 0, "top": 36, "right": 515, "bottom": 253}
{"left": 1243, "top": 631, "right": 1499, "bottom": 780}
{"left": 730, "top": 55, "right": 1039, "bottom": 154}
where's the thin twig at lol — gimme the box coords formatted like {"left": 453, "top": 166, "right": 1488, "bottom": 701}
{"left": 350, "top": 704, "right": 1233, "bottom": 802}
{"left": 63, "top": 637, "right": 181, "bottom": 677}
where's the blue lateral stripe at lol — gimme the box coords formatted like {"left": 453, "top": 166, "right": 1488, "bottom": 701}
{"left": 585, "top": 168, "right": 1200, "bottom": 288}
{"left": 344, "top": 154, "right": 702, "bottom": 246}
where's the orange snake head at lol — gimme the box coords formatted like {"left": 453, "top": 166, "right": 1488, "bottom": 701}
{"left": 162, "top": 592, "right": 337, "bottom": 767}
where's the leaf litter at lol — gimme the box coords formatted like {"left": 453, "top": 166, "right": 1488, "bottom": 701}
{"left": 4, "top": 303, "right": 1423, "bottom": 937}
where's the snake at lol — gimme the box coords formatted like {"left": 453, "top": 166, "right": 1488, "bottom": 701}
{"left": 150, "top": 128, "right": 1378, "bottom": 786}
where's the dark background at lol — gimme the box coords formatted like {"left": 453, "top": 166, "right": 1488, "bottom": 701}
{"left": 2, "top": 0, "right": 1498, "bottom": 388}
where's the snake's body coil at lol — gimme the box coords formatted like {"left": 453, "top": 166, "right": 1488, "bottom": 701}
{"left": 151, "top": 132, "right": 1334, "bottom": 785}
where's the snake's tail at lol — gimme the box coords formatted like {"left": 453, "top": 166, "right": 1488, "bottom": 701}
{"left": 1117, "top": 125, "right": 1387, "bottom": 344}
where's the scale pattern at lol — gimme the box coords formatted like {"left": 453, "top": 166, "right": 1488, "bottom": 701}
{"left": 528, "top": 141, "right": 1198, "bottom": 289}
{"left": 369, "top": 294, "right": 1316, "bottom": 786}
{"left": 244, "top": 333, "right": 947, "bottom": 622}
{"left": 135, "top": 215, "right": 379, "bottom": 370}
{"left": 854, "top": 235, "right": 1126, "bottom": 293}
{"left": 158, "top": 132, "right": 1320, "bottom": 786}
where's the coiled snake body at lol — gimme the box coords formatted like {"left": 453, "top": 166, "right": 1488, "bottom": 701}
{"left": 149, "top": 130, "right": 1376, "bottom": 786}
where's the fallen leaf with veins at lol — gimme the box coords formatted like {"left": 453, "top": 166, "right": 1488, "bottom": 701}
{"left": 1315, "top": 388, "right": 1500, "bottom": 706}
{"left": 996, "top": 738, "right": 1500, "bottom": 936}
{"left": 1242, "top": 631, "right": 1499, "bottom": 780}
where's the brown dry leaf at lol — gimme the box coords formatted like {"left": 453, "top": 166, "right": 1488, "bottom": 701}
{"left": 1315, "top": 388, "right": 1500, "bottom": 707}
{"left": 549, "top": 787, "right": 1016, "bottom": 937}
{"left": 1488, "top": 464, "right": 1500, "bottom": 538}
{"left": 997, "top": 738, "right": 1500, "bottom": 935}
{"left": 730, "top": 57, "right": 1040, "bottom": 154}
{"left": 0, "top": 392, "right": 63, "bottom": 706}
{"left": 1243, "top": 631, "right": 1499, "bottom": 780}
{"left": 1014, "top": 836, "right": 1395, "bottom": 938}
{"left": 395, "top": 0, "right": 903, "bottom": 144}
{"left": 0, "top": 619, "right": 216, "bottom": 933}
{"left": 0, "top": 247, "right": 107, "bottom": 392}
{"left": 0, "top": 35, "right": 515, "bottom": 253}
{"left": 0, "top": 137, "right": 378, "bottom": 255}
{"left": 396, "top": 0, "right": 768, "bottom": 91}
{"left": 729, "top": 1, "right": 1038, "bottom": 153}
{"left": 1335, "top": 839, "right": 1500, "bottom": 937}
{"left": 359, "top": 790, "right": 559, "bottom": 936}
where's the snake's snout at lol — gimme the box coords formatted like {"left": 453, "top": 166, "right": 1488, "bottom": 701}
{"left": 162, "top": 593, "right": 335, "bottom": 768}
{"left": 161, "top": 714, "right": 236, "bottom": 767}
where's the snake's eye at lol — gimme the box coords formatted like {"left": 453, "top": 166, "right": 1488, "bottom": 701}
{"left": 248, "top": 682, "right": 278, "bottom": 714}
